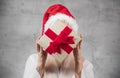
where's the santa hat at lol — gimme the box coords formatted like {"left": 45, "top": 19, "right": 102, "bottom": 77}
{"left": 42, "top": 4, "right": 78, "bottom": 35}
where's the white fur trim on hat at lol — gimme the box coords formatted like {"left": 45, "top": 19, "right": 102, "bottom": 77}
{"left": 44, "top": 13, "right": 79, "bottom": 33}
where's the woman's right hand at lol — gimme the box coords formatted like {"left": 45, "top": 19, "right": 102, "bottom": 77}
{"left": 36, "top": 36, "right": 47, "bottom": 78}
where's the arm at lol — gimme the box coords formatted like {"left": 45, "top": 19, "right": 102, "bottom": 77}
{"left": 36, "top": 36, "right": 47, "bottom": 78}
{"left": 73, "top": 34, "right": 83, "bottom": 78}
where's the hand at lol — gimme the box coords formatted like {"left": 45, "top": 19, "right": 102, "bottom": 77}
{"left": 35, "top": 36, "right": 47, "bottom": 78}
{"left": 73, "top": 34, "right": 83, "bottom": 78}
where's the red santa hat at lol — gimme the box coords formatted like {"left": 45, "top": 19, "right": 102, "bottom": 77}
{"left": 42, "top": 4, "right": 78, "bottom": 35}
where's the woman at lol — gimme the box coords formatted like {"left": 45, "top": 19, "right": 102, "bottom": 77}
{"left": 23, "top": 4, "right": 94, "bottom": 78}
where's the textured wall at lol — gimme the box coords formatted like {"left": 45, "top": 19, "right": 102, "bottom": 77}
{"left": 0, "top": 0, "right": 120, "bottom": 78}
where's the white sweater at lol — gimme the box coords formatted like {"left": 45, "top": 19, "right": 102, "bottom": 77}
{"left": 23, "top": 53, "right": 94, "bottom": 78}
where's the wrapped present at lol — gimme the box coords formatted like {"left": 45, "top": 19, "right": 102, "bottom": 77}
{"left": 37, "top": 19, "right": 81, "bottom": 63}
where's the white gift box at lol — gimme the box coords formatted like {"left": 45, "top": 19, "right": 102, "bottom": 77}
{"left": 37, "top": 19, "right": 81, "bottom": 63}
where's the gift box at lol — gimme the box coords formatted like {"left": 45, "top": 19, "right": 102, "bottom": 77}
{"left": 37, "top": 19, "right": 81, "bottom": 62}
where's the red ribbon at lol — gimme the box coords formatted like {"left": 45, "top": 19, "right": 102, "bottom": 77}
{"left": 45, "top": 26, "right": 74, "bottom": 54}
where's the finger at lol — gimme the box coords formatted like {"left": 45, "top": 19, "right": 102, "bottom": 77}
{"left": 36, "top": 35, "right": 42, "bottom": 52}
{"left": 36, "top": 40, "right": 40, "bottom": 52}
{"left": 80, "top": 34, "right": 83, "bottom": 40}
{"left": 79, "top": 34, "right": 83, "bottom": 46}
{"left": 73, "top": 41, "right": 79, "bottom": 54}
{"left": 39, "top": 47, "right": 46, "bottom": 56}
{"left": 36, "top": 35, "right": 42, "bottom": 45}
{"left": 38, "top": 46, "right": 43, "bottom": 57}
{"left": 75, "top": 39, "right": 82, "bottom": 55}
{"left": 43, "top": 51, "right": 47, "bottom": 58}
{"left": 78, "top": 41, "right": 80, "bottom": 50}
{"left": 76, "top": 42, "right": 80, "bottom": 53}
{"left": 40, "top": 46, "right": 42, "bottom": 51}
{"left": 36, "top": 43, "right": 40, "bottom": 52}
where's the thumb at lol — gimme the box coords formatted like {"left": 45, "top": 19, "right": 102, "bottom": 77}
{"left": 79, "top": 34, "right": 83, "bottom": 47}
{"left": 36, "top": 35, "right": 42, "bottom": 52}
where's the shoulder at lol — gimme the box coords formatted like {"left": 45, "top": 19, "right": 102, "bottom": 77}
{"left": 23, "top": 53, "right": 40, "bottom": 78}
{"left": 29, "top": 53, "right": 38, "bottom": 59}
{"left": 81, "top": 60, "right": 94, "bottom": 78}
{"left": 83, "top": 60, "right": 93, "bottom": 69}
{"left": 26, "top": 53, "right": 38, "bottom": 64}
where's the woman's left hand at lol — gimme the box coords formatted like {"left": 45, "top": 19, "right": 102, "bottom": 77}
{"left": 73, "top": 34, "right": 83, "bottom": 78}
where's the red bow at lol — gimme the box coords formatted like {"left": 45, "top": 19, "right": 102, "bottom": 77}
{"left": 45, "top": 26, "right": 74, "bottom": 54}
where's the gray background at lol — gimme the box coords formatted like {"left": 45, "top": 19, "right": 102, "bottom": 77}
{"left": 0, "top": 0, "right": 120, "bottom": 78}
